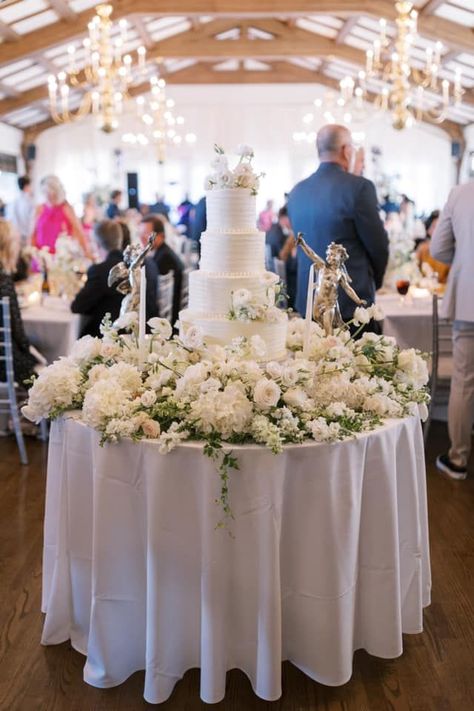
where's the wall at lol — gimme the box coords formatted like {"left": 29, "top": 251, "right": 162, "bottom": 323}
{"left": 0, "top": 121, "right": 24, "bottom": 204}
{"left": 35, "top": 84, "right": 455, "bottom": 215}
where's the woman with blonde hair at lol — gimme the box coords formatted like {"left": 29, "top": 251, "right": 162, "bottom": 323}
{"left": 0, "top": 219, "right": 36, "bottom": 386}
{"left": 31, "top": 175, "right": 92, "bottom": 258}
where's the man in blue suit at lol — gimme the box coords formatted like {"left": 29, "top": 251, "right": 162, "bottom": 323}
{"left": 287, "top": 124, "right": 388, "bottom": 328}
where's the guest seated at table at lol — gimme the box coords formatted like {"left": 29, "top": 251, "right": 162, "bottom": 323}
{"left": 265, "top": 206, "right": 297, "bottom": 309}
{"left": 139, "top": 214, "right": 184, "bottom": 327}
{"left": 31, "top": 175, "right": 91, "bottom": 259}
{"left": 0, "top": 219, "right": 36, "bottom": 387}
{"left": 71, "top": 221, "right": 125, "bottom": 338}
{"left": 416, "top": 210, "right": 450, "bottom": 284}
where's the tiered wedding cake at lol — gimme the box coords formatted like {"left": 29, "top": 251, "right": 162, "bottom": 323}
{"left": 179, "top": 146, "right": 288, "bottom": 360}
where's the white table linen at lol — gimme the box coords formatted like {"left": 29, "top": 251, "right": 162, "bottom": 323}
{"left": 42, "top": 416, "right": 431, "bottom": 705}
{"left": 377, "top": 293, "right": 433, "bottom": 352}
{"left": 22, "top": 300, "right": 80, "bottom": 363}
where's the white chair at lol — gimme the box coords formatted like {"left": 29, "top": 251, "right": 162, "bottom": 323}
{"left": 180, "top": 267, "right": 194, "bottom": 310}
{"left": 272, "top": 257, "right": 288, "bottom": 309}
{"left": 157, "top": 271, "right": 175, "bottom": 323}
{"left": 0, "top": 296, "right": 28, "bottom": 464}
{"left": 423, "top": 294, "right": 452, "bottom": 445}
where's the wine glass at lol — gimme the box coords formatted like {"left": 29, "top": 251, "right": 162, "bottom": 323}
{"left": 396, "top": 279, "right": 410, "bottom": 305}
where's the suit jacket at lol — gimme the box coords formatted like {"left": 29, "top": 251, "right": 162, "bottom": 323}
{"left": 71, "top": 252, "right": 159, "bottom": 337}
{"left": 287, "top": 162, "right": 389, "bottom": 320}
{"left": 152, "top": 242, "right": 184, "bottom": 326}
{"left": 431, "top": 181, "right": 474, "bottom": 322}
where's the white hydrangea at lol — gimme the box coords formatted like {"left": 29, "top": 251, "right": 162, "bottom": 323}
{"left": 22, "top": 358, "right": 84, "bottom": 423}
{"left": 70, "top": 335, "right": 102, "bottom": 364}
{"left": 396, "top": 349, "right": 429, "bottom": 389}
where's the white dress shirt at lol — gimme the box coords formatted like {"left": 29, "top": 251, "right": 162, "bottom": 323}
{"left": 6, "top": 191, "right": 35, "bottom": 245}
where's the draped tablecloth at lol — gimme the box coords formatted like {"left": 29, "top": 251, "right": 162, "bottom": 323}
{"left": 377, "top": 293, "right": 433, "bottom": 353}
{"left": 41, "top": 416, "right": 431, "bottom": 705}
{"left": 23, "top": 301, "right": 80, "bottom": 363}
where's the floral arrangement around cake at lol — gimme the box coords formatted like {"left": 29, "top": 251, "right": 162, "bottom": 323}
{"left": 204, "top": 144, "right": 264, "bottom": 195}
{"left": 23, "top": 310, "right": 429, "bottom": 527}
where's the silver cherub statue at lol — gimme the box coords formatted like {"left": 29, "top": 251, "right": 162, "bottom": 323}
{"left": 107, "top": 232, "right": 156, "bottom": 318}
{"left": 296, "top": 233, "right": 366, "bottom": 335}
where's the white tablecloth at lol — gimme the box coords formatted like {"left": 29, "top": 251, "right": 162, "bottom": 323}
{"left": 42, "top": 416, "right": 431, "bottom": 705}
{"left": 377, "top": 293, "right": 433, "bottom": 352}
{"left": 22, "top": 300, "right": 80, "bottom": 363}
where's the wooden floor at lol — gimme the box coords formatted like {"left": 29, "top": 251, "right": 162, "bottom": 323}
{"left": 0, "top": 422, "right": 473, "bottom": 711}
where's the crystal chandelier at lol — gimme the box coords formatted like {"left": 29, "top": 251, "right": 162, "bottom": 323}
{"left": 122, "top": 75, "right": 196, "bottom": 163}
{"left": 47, "top": 3, "right": 147, "bottom": 133}
{"left": 365, "top": 0, "right": 463, "bottom": 130}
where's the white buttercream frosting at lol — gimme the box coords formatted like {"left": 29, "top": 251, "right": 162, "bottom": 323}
{"left": 205, "top": 189, "right": 258, "bottom": 232}
{"left": 180, "top": 185, "right": 288, "bottom": 360}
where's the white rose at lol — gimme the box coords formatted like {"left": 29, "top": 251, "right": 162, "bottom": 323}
{"left": 218, "top": 171, "right": 233, "bottom": 188}
{"left": 233, "top": 288, "right": 252, "bottom": 307}
{"left": 283, "top": 387, "right": 308, "bottom": 410}
{"left": 148, "top": 317, "right": 172, "bottom": 340}
{"left": 140, "top": 389, "right": 157, "bottom": 407}
{"left": 182, "top": 325, "right": 204, "bottom": 350}
{"left": 253, "top": 378, "right": 281, "bottom": 410}
{"left": 266, "top": 361, "right": 282, "bottom": 379}
{"left": 281, "top": 366, "right": 299, "bottom": 387}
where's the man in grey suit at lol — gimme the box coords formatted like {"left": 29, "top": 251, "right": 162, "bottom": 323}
{"left": 287, "top": 124, "right": 388, "bottom": 330}
{"left": 431, "top": 181, "right": 474, "bottom": 480}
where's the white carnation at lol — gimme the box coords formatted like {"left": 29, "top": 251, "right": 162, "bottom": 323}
{"left": 253, "top": 378, "right": 281, "bottom": 410}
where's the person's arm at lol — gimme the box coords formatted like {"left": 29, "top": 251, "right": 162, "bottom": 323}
{"left": 354, "top": 179, "right": 389, "bottom": 289}
{"left": 279, "top": 233, "right": 295, "bottom": 262}
{"left": 64, "top": 203, "right": 93, "bottom": 259}
{"left": 30, "top": 205, "right": 43, "bottom": 248}
{"left": 70, "top": 265, "right": 103, "bottom": 315}
{"left": 430, "top": 192, "right": 455, "bottom": 265}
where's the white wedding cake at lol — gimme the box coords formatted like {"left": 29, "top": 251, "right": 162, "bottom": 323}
{"left": 179, "top": 145, "right": 288, "bottom": 360}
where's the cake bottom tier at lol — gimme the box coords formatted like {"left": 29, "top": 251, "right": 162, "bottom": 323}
{"left": 179, "top": 309, "right": 288, "bottom": 361}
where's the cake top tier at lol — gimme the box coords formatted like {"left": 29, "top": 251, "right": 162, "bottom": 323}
{"left": 204, "top": 144, "right": 263, "bottom": 196}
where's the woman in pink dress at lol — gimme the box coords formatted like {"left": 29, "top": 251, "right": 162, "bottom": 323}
{"left": 31, "top": 175, "right": 92, "bottom": 258}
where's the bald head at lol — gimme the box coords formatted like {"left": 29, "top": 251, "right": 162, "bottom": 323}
{"left": 316, "top": 124, "right": 354, "bottom": 171}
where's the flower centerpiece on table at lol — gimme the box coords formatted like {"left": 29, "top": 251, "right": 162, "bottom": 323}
{"left": 23, "top": 306, "right": 429, "bottom": 528}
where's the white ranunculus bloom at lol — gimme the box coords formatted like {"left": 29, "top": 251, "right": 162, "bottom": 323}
{"left": 266, "top": 361, "right": 282, "bottom": 380}
{"left": 236, "top": 143, "right": 254, "bottom": 158}
{"left": 250, "top": 335, "right": 267, "bottom": 359}
{"left": 148, "top": 317, "right": 172, "bottom": 340}
{"left": 182, "top": 325, "right": 204, "bottom": 350}
{"left": 232, "top": 288, "right": 252, "bottom": 307}
{"left": 253, "top": 378, "right": 281, "bottom": 410}
{"left": 353, "top": 306, "right": 371, "bottom": 325}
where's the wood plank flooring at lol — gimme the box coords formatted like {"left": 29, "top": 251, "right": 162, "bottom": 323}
{"left": 0, "top": 421, "right": 473, "bottom": 711}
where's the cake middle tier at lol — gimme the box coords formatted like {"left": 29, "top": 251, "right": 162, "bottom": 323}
{"left": 188, "top": 269, "right": 279, "bottom": 315}
{"left": 200, "top": 230, "right": 266, "bottom": 273}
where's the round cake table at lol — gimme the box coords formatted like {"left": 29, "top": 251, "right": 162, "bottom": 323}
{"left": 41, "top": 415, "right": 431, "bottom": 705}
{"left": 377, "top": 293, "right": 433, "bottom": 352}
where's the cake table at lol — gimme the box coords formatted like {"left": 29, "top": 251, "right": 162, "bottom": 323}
{"left": 41, "top": 415, "right": 431, "bottom": 705}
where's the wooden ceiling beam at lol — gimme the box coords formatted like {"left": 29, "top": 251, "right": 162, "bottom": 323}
{"left": 19, "top": 61, "right": 466, "bottom": 143}
{"left": 48, "top": 0, "right": 77, "bottom": 22}
{"left": 420, "top": 0, "right": 445, "bottom": 15}
{"left": 0, "top": 0, "right": 471, "bottom": 67}
{"left": 0, "top": 19, "right": 19, "bottom": 41}
{"left": 336, "top": 16, "right": 359, "bottom": 45}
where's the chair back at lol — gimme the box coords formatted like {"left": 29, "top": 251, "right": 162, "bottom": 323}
{"left": 180, "top": 267, "right": 193, "bottom": 310}
{"left": 0, "top": 297, "right": 15, "bottom": 389}
{"left": 157, "top": 271, "right": 175, "bottom": 322}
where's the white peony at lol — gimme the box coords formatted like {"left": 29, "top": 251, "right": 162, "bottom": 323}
{"left": 148, "top": 317, "right": 172, "bottom": 340}
{"left": 253, "top": 378, "right": 281, "bottom": 410}
{"left": 70, "top": 336, "right": 102, "bottom": 364}
{"left": 82, "top": 380, "right": 134, "bottom": 429}
{"left": 22, "top": 358, "right": 83, "bottom": 423}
